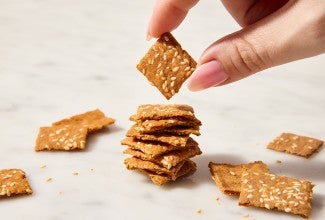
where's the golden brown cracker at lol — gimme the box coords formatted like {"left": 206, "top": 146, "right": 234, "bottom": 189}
{"left": 0, "top": 169, "right": 32, "bottom": 197}
{"left": 130, "top": 104, "right": 196, "bottom": 121}
{"left": 124, "top": 157, "right": 185, "bottom": 180}
{"left": 208, "top": 161, "right": 269, "bottom": 196}
{"left": 129, "top": 124, "right": 200, "bottom": 136}
{"left": 138, "top": 117, "right": 202, "bottom": 132}
{"left": 239, "top": 172, "right": 314, "bottom": 218}
{"left": 53, "top": 109, "right": 115, "bottom": 132}
{"left": 35, "top": 124, "right": 88, "bottom": 151}
{"left": 124, "top": 144, "right": 201, "bottom": 169}
{"left": 136, "top": 32, "right": 197, "bottom": 99}
{"left": 121, "top": 137, "right": 198, "bottom": 158}
{"left": 143, "top": 160, "right": 197, "bottom": 185}
{"left": 267, "top": 133, "right": 323, "bottom": 158}
{"left": 126, "top": 126, "right": 190, "bottom": 147}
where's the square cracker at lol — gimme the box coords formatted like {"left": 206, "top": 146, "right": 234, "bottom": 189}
{"left": 52, "top": 109, "right": 115, "bottom": 132}
{"left": 35, "top": 124, "right": 88, "bottom": 151}
{"left": 124, "top": 157, "right": 185, "bottom": 180}
{"left": 136, "top": 32, "right": 197, "bottom": 99}
{"left": 239, "top": 171, "right": 314, "bottom": 218}
{"left": 142, "top": 160, "right": 197, "bottom": 185}
{"left": 124, "top": 144, "right": 201, "bottom": 169}
{"left": 267, "top": 133, "right": 323, "bottom": 158}
{"left": 121, "top": 137, "right": 198, "bottom": 158}
{"left": 138, "top": 117, "right": 202, "bottom": 132}
{"left": 129, "top": 124, "right": 200, "bottom": 136}
{"left": 130, "top": 104, "right": 196, "bottom": 121}
{"left": 0, "top": 169, "right": 32, "bottom": 197}
{"left": 208, "top": 161, "right": 269, "bottom": 196}
{"left": 126, "top": 126, "right": 190, "bottom": 147}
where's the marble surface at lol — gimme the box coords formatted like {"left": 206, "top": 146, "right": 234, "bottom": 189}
{"left": 0, "top": 0, "right": 324, "bottom": 219}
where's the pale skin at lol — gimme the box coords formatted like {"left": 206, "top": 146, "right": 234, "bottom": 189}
{"left": 147, "top": 0, "right": 325, "bottom": 91}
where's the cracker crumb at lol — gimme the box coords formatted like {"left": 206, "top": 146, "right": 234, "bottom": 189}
{"left": 242, "top": 213, "right": 250, "bottom": 218}
{"left": 40, "top": 164, "right": 47, "bottom": 168}
{"left": 276, "top": 160, "right": 282, "bottom": 164}
{"left": 72, "top": 172, "right": 79, "bottom": 176}
{"left": 196, "top": 209, "right": 202, "bottom": 214}
{"left": 46, "top": 178, "right": 52, "bottom": 182}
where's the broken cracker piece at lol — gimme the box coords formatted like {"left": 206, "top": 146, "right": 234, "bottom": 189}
{"left": 126, "top": 127, "right": 190, "bottom": 147}
{"left": 121, "top": 137, "right": 197, "bottom": 158}
{"left": 35, "top": 124, "right": 88, "bottom": 151}
{"left": 0, "top": 169, "right": 32, "bottom": 197}
{"left": 52, "top": 109, "right": 115, "bottom": 132}
{"left": 140, "top": 160, "right": 196, "bottom": 186}
{"left": 208, "top": 161, "right": 269, "bottom": 196}
{"left": 124, "top": 144, "right": 201, "bottom": 169}
{"left": 267, "top": 133, "right": 323, "bottom": 158}
{"left": 124, "top": 157, "right": 185, "bottom": 180}
{"left": 136, "top": 32, "right": 197, "bottom": 99}
{"left": 239, "top": 172, "right": 314, "bottom": 218}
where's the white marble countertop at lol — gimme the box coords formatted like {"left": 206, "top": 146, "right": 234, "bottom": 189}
{"left": 0, "top": 0, "right": 324, "bottom": 219}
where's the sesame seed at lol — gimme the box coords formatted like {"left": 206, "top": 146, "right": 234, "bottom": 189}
{"left": 172, "top": 66, "right": 180, "bottom": 72}
{"left": 265, "top": 204, "right": 270, "bottom": 209}
{"left": 164, "top": 36, "right": 169, "bottom": 41}
{"left": 284, "top": 208, "right": 291, "bottom": 212}
{"left": 230, "top": 171, "right": 236, "bottom": 176}
{"left": 247, "top": 194, "right": 253, "bottom": 199}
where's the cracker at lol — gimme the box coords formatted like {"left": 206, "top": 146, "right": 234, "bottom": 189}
{"left": 124, "top": 157, "right": 185, "bottom": 180}
{"left": 52, "top": 109, "right": 115, "bottom": 132}
{"left": 35, "top": 124, "right": 88, "bottom": 151}
{"left": 143, "top": 160, "right": 197, "bottom": 185}
{"left": 267, "top": 133, "right": 323, "bottom": 158}
{"left": 239, "top": 172, "right": 314, "bottom": 218}
{"left": 0, "top": 169, "right": 32, "bottom": 197}
{"left": 138, "top": 117, "right": 202, "bottom": 132}
{"left": 126, "top": 126, "right": 190, "bottom": 147}
{"left": 136, "top": 32, "right": 197, "bottom": 99}
{"left": 129, "top": 124, "right": 200, "bottom": 136}
{"left": 121, "top": 137, "right": 198, "bottom": 158}
{"left": 208, "top": 161, "right": 269, "bottom": 196}
{"left": 124, "top": 144, "right": 201, "bottom": 169}
{"left": 127, "top": 134, "right": 189, "bottom": 147}
{"left": 130, "top": 104, "right": 196, "bottom": 121}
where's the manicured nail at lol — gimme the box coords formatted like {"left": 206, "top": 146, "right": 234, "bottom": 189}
{"left": 146, "top": 33, "right": 152, "bottom": 41}
{"left": 187, "top": 60, "right": 229, "bottom": 91}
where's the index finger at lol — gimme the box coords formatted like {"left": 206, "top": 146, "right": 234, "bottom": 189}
{"left": 147, "top": 0, "right": 199, "bottom": 39}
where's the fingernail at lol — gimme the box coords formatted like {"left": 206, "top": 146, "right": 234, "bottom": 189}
{"left": 187, "top": 60, "right": 228, "bottom": 91}
{"left": 146, "top": 33, "right": 152, "bottom": 41}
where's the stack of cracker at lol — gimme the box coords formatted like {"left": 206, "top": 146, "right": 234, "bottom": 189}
{"left": 121, "top": 104, "right": 202, "bottom": 185}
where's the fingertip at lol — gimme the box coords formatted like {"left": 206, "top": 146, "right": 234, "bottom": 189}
{"left": 187, "top": 60, "right": 229, "bottom": 91}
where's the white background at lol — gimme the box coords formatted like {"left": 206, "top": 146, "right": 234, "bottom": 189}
{"left": 0, "top": 0, "right": 324, "bottom": 219}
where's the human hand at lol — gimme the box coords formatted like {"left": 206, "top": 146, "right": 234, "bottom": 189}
{"left": 147, "top": 0, "right": 325, "bottom": 91}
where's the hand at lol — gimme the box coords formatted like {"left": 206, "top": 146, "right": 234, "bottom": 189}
{"left": 147, "top": 0, "right": 325, "bottom": 91}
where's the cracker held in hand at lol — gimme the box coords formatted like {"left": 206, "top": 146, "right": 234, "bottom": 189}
{"left": 136, "top": 32, "right": 197, "bottom": 99}
{"left": 239, "top": 171, "right": 314, "bottom": 218}
{"left": 208, "top": 161, "right": 269, "bottom": 196}
{"left": 121, "top": 104, "right": 202, "bottom": 185}
{"left": 35, "top": 109, "right": 115, "bottom": 151}
{"left": 0, "top": 169, "right": 32, "bottom": 197}
{"left": 267, "top": 133, "right": 323, "bottom": 158}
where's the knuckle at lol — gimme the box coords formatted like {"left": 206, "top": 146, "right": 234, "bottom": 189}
{"left": 230, "top": 36, "right": 268, "bottom": 74}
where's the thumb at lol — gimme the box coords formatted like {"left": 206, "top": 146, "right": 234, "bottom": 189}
{"left": 187, "top": 0, "right": 325, "bottom": 91}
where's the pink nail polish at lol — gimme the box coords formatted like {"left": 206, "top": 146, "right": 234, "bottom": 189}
{"left": 187, "top": 60, "right": 228, "bottom": 91}
{"left": 146, "top": 34, "right": 152, "bottom": 41}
